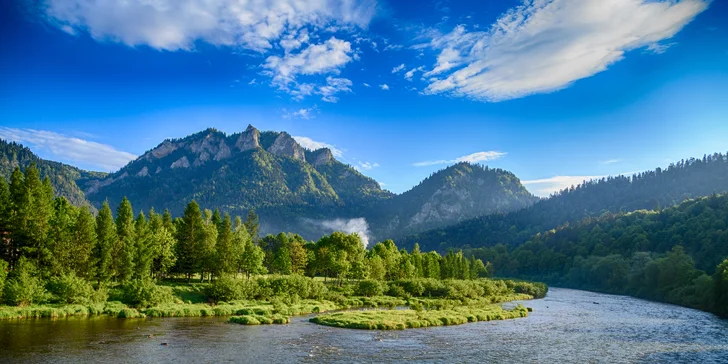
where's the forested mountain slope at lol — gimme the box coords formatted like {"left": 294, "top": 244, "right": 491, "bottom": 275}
{"left": 78, "top": 126, "right": 393, "bottom": 237}
{"left": 368, "top": 163, "right": 538, "bottom": 240}
{"left": 469, "top": 193, "right": 728, "bottom": 316}
{"left": 0, "top": 139, "right": 105, "bottom": 209}
{"left": 397, "top": 153, "right": 728, "bottom": 252}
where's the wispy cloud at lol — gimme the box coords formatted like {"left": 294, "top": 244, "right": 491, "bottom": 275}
{"left": 413, "top": 151, "right": 506, "bottom": 167}
{"left": 282, "top": 106, "right": 319, "bottom": 120}
{"left": 292, "top": 136, "right": 344, "bottom": 157}
{"left": 363, "top": 83, "right": 371, "bottom": 87}
{"left": 356, "top": 161, "right": 379, "bottom": 171}
{"left": 522, "top": 175, "right": 605, "bottom": 197}
{"left": 422, "top": 0, "right": 709, "bottom": 101}
{"left": 404, "top": 66, "right": 425, "bottom": 80}
{"left": 0, "top": 127, "right": 136, "bottom": 171}
{"left": 379, "top": 84, "right": 390, "bottom": 90}
{"left": 601, "top": 159, "right": 622, "bottom": 165}
{"left": 391, "top": 64, "right": 406, "bottom": 73}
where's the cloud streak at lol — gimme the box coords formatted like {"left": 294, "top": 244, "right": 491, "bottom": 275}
{"left": 0, "top": 127, "right": 136, "bottom": 171}
{"left": 422, "top": 0, "right": 709, "bottom": 101}
{"left": 293, "top": 136, "right": 344, "bottom": 157}
{"left": 414, "top": 151, "right": 506, "bottom": 167}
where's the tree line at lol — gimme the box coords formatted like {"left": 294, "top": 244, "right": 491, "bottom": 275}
{"left": 467, "top": 193, "right": 728, "bottom": 317}
{"left": 0, "top": 164, "right": 490, "bottom": 306}
{"left": 399, "top": 152, "right": 728, "bottom": 252}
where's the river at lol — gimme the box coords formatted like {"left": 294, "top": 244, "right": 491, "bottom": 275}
{"left": 1, "top": 288, "right": 726, "bottom": 363}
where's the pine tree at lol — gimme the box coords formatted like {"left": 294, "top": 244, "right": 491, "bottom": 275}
{"left": 148, "top": 209, "right": 176, "bottom": 279}
{"left": 176, "top": 201, "right": 204, "bottom": 282}
{"left": 133, "top": 212, "right": 153, "bottom": 279}
{"left": 8, "top": 167, "right": 27, "bottom": 268}
{"left": 72, "top": 206, "right": 97, "bottom": 279}
{"left": 244, "top": 209, "right": 259, "bottom": 239}
{"left": 94, "top": 201, "right": 116, "bottom": 285}
{"left": 214, "top": 213, "right": 234, "bottom": 276}
{"left": 0, "top": 177, "right": 13, "bottom": 264}
{"left": 115, "top": 197, "right": 136, "bottom": 283}
{"left": 48, "top": 197, "right": 75, "bottom": 276}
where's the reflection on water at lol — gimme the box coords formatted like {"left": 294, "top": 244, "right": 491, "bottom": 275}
{"left": 1, "top": 288, "right": 726, "bottom": 363}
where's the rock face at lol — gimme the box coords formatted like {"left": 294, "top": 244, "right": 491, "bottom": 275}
{"left": 236, "top": 125, "right": 260, "bottom": 151}
{"left": 86, "top": 172, "right": 128, "bottom": 195}
{"left": 268, "top": 132, "right": 305, "bottom": 161}
{"left": 171, "top": 156, "right": 190, "bottom": 169}
{"left": 151, "top": 140, "right": 178, "bottom": 159}
{"left": 136, "top": 166, "right": 149, "bottom": 177}
{"left": 311, "top": 148, "right": 334, "bottom": 166}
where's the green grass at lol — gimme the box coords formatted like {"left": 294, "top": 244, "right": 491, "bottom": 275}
{"left": 309, "top": 303, "right": 531, "bottom": 330}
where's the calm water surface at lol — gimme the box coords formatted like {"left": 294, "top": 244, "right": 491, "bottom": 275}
{"left": 1, "top": 288, "right": 727, "bottom": 363}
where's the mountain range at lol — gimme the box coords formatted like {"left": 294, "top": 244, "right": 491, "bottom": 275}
{"left": 0, "top": 126, "right": 537, "bottom": 242}
{"left": 3, "top": 127, "right": 726, "bottom": 250}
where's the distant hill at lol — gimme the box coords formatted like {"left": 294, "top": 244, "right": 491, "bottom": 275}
{"left": 0, "top": 139, "right": 105, "bottom": 209}
{"left": 397, "top": 153, "right": 728, "bottom": 252}
{"left": 367, "top": 163, "right": 538, "bottom": 240}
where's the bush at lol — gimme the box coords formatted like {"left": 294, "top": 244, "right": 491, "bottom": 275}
{"left": 255, "top": 275, "right": 328, "bottom": 300}
{"left": 206, "top": 276, "right": 242, "bottom": 303}
{"left": 356, "top": 280, "right": 387, "bottom": 297}
{"left": 47, "top": 274, "right": 108, "bottom": 304}
{"left": 0, "top": 259, "right": 7, "bottom": 303}
{"left": 3, "top": 257, "right": 48, "bottom": 306}
{"left": 122, "top": 279, "right": 175, "bottom": 308}
{"left": 387, "top": 285, "right": 409, "bottom": 298}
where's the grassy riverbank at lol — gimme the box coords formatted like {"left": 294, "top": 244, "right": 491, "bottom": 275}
{"left": 0, "top": 276, "right": 546, "bottom": 327}
{"left": 310, "top": 302, "right": 531, "bottom": 330}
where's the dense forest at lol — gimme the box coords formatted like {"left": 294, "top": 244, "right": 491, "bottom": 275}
{"left": 399, "top": 153, "right": 728, "bottom": 252}
{"left": 0, "top": 164, "right": 501, "bottom": 309}
{"left": 468, "top": 194, "right": 728, "bottom": 317}
{"left": 0, "top": 139, "right": 105, "bottom": 209}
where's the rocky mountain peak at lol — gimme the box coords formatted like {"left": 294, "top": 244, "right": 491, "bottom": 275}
{"left": 310, "top": 148, "right": 334, "bottom": 166}
{"left": 267, "top": 132, "right": 305, "bottom": 161}
{"left": 236, "top": 124, "right": 260, "bottom": 151}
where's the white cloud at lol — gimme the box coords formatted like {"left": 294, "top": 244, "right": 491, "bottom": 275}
{"left": 363, "top": 83, "right": 371, "bottom": 87}
{"left": 422, "top": 0, "right": 709, "bottom": 101}
{"left": 378, "top": 181, "right": 387, "bottom": 187}
{"left": 383, "top": 44, "right": 404, "bottom": 51}
{"left": 41, "top": 0, "right": 376, "bottom": 51}
{"left": 523, "top": 175, "right": 605, "bottom": 197}
{"left": 282, "top": 106, "right": 318, "bottom": 120}
{"left": 379, "top": 84, "right": 390, "bottom": 90}
{"left": 40, "top": 0, "right": 376, "bottom": 102}
{"left": 311, "top": 218, "right": 372, "bottom": 247}
{"left": 356, "top": 161, "right": 379, "bottom": 170}
{"left": 391, "top": 63, "right": 406, "bottom": 73}
{"left": 264, "top": 37, "right": 354, "bottom": 94}
{"left": 601, "top": 159, "right": 622, "bottom": 165}
{"left": 414, "top": 151, "right": 506, "bottom": 167}
{"left": 404, "top": 66, "right": 425, "bottom": 80}
{"left": 316, "top": 77, "right": 353, "bottom": 103}
{"left": 293, "top": 136, "right": 344, "bottom": 157}
{"left": 0, "top": 127, "right": 136, "bottom": 172}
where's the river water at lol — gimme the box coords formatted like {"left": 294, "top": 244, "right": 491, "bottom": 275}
{"left": 1, "top": 288, "right": 726, "bottom": 363}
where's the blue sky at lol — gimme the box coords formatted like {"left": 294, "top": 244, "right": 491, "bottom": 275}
{"left": 1, "top": 0, "right": 727, "bottom": 196}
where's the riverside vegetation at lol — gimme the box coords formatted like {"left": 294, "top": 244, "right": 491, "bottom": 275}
{"left": 0, "top": 164, "right": 546, "bottom": 329}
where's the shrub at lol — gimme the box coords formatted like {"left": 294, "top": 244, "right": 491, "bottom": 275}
{"left": 47, "top": 273, "right": 108, "bottom": 304}
{"left": 205, "top": 276, "right": 242, "bottom": 303}
{"left": 122, "top": 279, "right": 175, "bottom": 308}
{"left": 0, "top": 259, "right": 7, "bottom": 303}
{"left": 3, "top": 257, "right": 48, "bottom": 306}
{"left": 387, "top": 285, "right": 409, "bottom": 298}
{"left": 255, "top": 275, "right": 328, "bottom": 300}
{"left": 356, "top": 280, "right": 387, "bottom": 297}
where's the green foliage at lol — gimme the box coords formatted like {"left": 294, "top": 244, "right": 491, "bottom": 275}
{"left": 3, "top": 257, "right": 48, "bottom": 306}
{"left": 356, "top": 280, "right": 388, "bottom": 297}
{"left": 713, "top": 259, "right": 728, "bottom": 317}
{"left": 0, "top": 259, "right": 7, "bottom": 302}
{"left": 47, "top": 273, "right": 107, "bottom": 304}
{"left": 121, "top": 279, "right": 175, "bottom": 308}
{"left": 205, "top": 276, "right": 242, "bottom": 303}
{"left": 402, "top": 153, "right": 728, "bottom": 252}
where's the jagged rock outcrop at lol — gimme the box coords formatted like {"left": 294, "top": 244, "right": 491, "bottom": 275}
{"left": 268, "top": 132, "right": 305, "bottom": 161}
{"left": 151, "top": 140, "right": 178, "bottom": 159}
{"left": 171, "top": 156, "right": 190, "bottom": 169}
{"left": 86, "top": 172, "right": 128, "bottom": 195}
{"left": 310, "top": 148, "right": 334, "bottom": 166}
{"left": 236, "top": 125, "right": 260, "bottom": 151}
{"left": 136, "top": 166, "right": 149, "bottom": 177}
